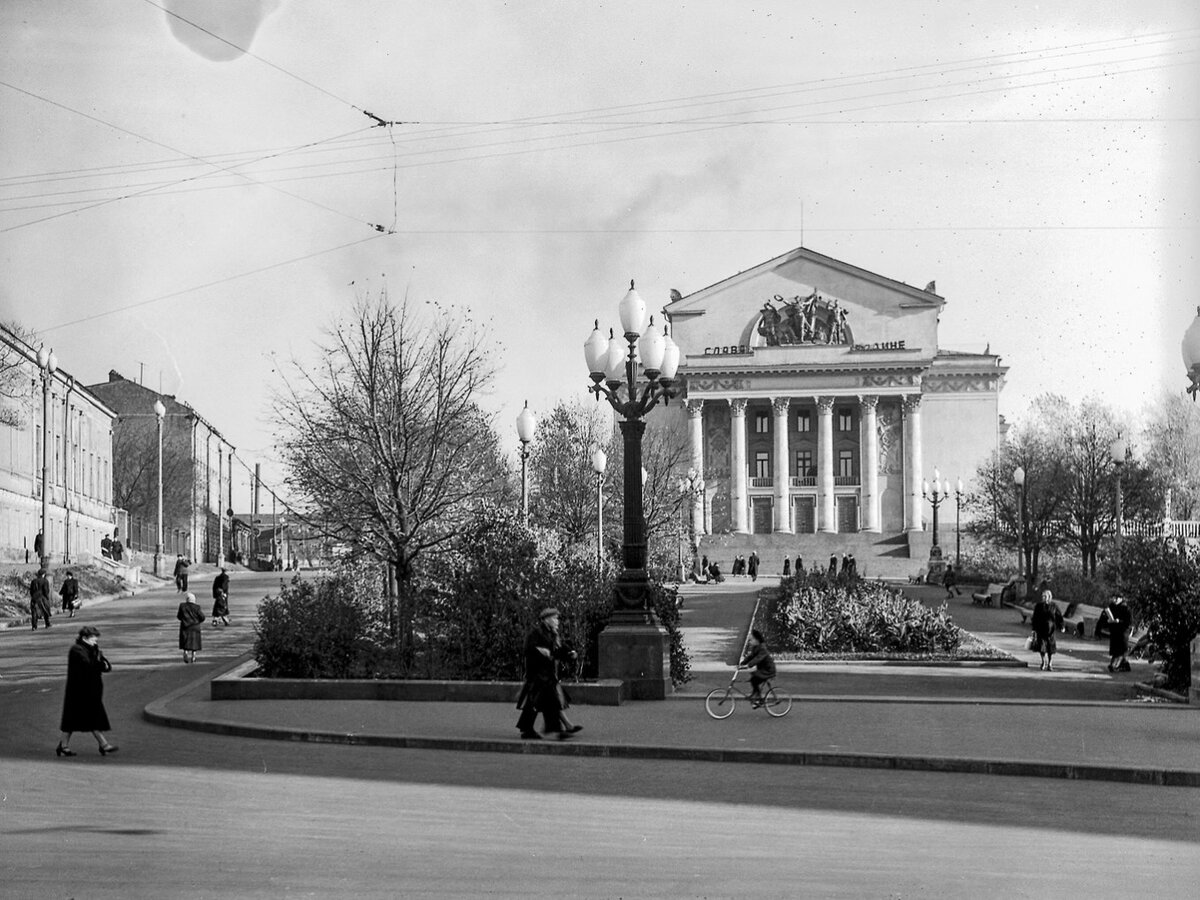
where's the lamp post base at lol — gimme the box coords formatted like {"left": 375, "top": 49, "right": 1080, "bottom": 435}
{"left": 598, "top": 623, "right": 670, "bottom": 700}
{"left": 926, "top": 544, "right": 947, "bottom": 583}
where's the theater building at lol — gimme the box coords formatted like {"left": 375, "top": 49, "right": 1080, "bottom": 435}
{"left": 662, "top": 247, "right": 1006, "bottom": 559}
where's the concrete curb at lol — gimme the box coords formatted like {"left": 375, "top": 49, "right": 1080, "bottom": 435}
{"left": 142, "top": 657, "right": 1200, "bottom": 788}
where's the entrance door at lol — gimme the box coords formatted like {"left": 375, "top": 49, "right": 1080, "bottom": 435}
{"left": 751, "top": 498, "right": 773, "bottom": 534}
{"left": 793, "top": 496, "right": 815, "bottom": 534}
{"left": 836, "top": 496, "right": 859, "bottom": 533}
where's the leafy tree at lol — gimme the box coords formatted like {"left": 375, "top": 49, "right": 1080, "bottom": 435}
{"left": 1143, "top": 392, "right": 1200, "bottom": 521}
{"left": 527, "top": 400, "right": 612, "bottom": 544}
{"left": 967, "top": 394, "right": 1072, "bottom": 588}
{"left": 1113, "top": 536, "right": 1200, "bottom": 692}
{"left": 273, "top": 291, "right": 508, "bottom": 657}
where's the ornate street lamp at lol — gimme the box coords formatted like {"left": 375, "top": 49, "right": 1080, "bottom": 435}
{"left": 590, "top": 447, "right": 607, "bottom": 573}
{"left": 921, "top": 468, "right": 951, "bottom": 580}
{"left": 677, "top": 467, "right": 705, "bottom": 580}
{"left": 36, "top": 346, "right": 57, "bottom": 570}
{"left": 584, "top": 280, "right": 680, "bottom": 699}
{"left": 1183, "top": 306, "right": 1200, "bottom": 400}
{"left": 954, "top": 477, "right": 964, "bottom": 571}
{"left": 515, "top": 400, "right": 537, "bottom": 524}
{"left": 1110, "top": 434, "right": 1129, "bottom": 569}
{"left": 154, "top": 399, "right": 166, "bottom": 577}
{"left": 1013, "top": 466, "right": 1026, "bottom": 589}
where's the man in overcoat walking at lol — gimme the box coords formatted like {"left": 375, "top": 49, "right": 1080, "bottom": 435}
{"left": 515, "top": 607, "right": 582, "bottom": 740}
{"left": 30, "top": 567, "right": 52, "bottom": 629}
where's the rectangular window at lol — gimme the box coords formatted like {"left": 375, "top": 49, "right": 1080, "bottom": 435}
{"left": 838, "top": 409, "right": 853, "bottom": 432}
{"left": 755, "top": 412, "right": 770, "bottom": 434}
{"left": 755, "top": 451, "right": 771, "bottom": 478}
{"left": 796, "top": 411, "right": 811, "bottom": 433}
{"left": 839, "top": 450, "right": 854, "bottom": 478}
{"left": 795, "top": 449, "right": 814, "bottom": 477}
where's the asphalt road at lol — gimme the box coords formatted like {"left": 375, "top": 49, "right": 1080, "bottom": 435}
{"left": 1, "top": 572, "right": 1197, "bottom": 898}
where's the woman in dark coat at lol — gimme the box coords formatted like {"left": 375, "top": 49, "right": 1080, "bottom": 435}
{"left": 1030, "top": 580, "right": 1062, "bottom": 672}
{"left": 176, "top": 592, "right": 205, "bottom": 663}
{"left": 57, "top": 626, "right": 117, "bottom": 756}
{"left": 1103, "top": 596, "right": 1133, "bottom": 672}
{"left": 211, "top": 567, "right": 230, "bottom": 626}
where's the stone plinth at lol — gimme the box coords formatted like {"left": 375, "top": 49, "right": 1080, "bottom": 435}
{"left": 598, "top": 623, "right": 671, "bottom": 700}
{"left": 1191, "top": 635, "right": 1199, "bottom": 705}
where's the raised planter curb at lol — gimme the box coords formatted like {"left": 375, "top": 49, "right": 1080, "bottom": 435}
{"left": 212, "top": 658, "right": 627, "bottom": 705}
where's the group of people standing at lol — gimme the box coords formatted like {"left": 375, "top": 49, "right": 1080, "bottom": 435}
{"left": 28, "top": 568, "right": 82, "bottom": 629}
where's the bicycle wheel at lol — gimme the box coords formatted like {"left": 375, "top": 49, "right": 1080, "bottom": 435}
{"left": 705, "top": 688, "right": 736, "bottom": 719}
{"left": 763, "top": 686, "right": 792, "bottom": 717}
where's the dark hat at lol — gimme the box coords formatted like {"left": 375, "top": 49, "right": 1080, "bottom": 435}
{"left": 539, "top": 607, "right": 560, "bottom": 619}
{"left": 78, "top": 625, "right": 101, "bottom": 638}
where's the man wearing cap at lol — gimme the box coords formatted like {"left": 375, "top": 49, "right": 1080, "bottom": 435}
{"left": 515, "top": 607, "right": 582, "bottom": 740}
{"left": 30, "top": 567, "right": 52, "bottom": 630}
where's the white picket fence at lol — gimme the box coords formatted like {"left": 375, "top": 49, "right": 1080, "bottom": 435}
{"left": 1123, "top": 520, "right": 1200, "bottom": 539}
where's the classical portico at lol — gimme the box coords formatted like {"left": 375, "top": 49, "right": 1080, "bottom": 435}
{"left": 662, "top": 246, "right": 1006, "bottom": 542}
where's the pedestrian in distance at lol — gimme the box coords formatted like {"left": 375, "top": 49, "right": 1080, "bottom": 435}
{"left": 707, "top": 560, "right": 725, "bottom": 583}
{"left": 100, "top": 533, "right": 113, "bottom": 559}
{"left": 943, "top": 563, "right": 961, "bottom": 598}
{"left": 846, "top": 553, "right": 857, "bottom": 580}
{"left": 1103, "top": 595, "right": 1133, "bottom": 673}
{"left": 34, "top": 531, "right": 45, "bottom": 562}
{"left": 173, "top": 554, "right": 184, "bottom": 592}
{"left": 30, "top": 567, "right": 52, "bottom": 630}
{"left": 701, "top": 555, "right": 710, "bottom": 583}
{"left": 740, "top": 628, "right": 777, "bottom": 706}
{"left": 828, "top": 553, "right": 838, "bottom": 576}
{"left": 782, "top": 557, "right": 791, "bottom": 577}
{"left": 1030, "top": 579, "right": 1063, "bottom": 671}
{"left": 59, "top": 570, "right": 80, "bottom": 617}
{"left": 109, "top": 531, "right": 124, "bottom": 562}
{"left": 211, "top": 566, "right": 231, "bottom": 626}
{"left": 795, "top": 555, "right": 803, "bottom": 577}
{"left": 748, "top": 550, "right": 759, "bottom": 582}
{"left": 515, "top": 607, "right": 582, "bottom": 741}
{"left": 176, "top": 591, "right": 206, "bottom": 664}
{"left": 57, "top": 625, "right": 118, "bottom": 757}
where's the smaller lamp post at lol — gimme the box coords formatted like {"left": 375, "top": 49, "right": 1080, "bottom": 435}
{"left": 36, "top": 346, "right": 57, "bottom": 570}
{"left": 677, "top": 467, "right": 705, "bottom": 580}
{"left": 1110, "top": 434, "right": 1128, "bottom": 569}
{"left": 154, "top": 399, "right": 166, "bottom": 577}
{"left": 1013, "top": 466, "right": 1026, "bottom": 590}
{"left": 921, "top": 468, "right": 950, "bottom": 581}
{"left": 1183, "top": 306, "right": 1200, "bottom": 400}
{"left": 954, "top": 477, "right": 964, "bottom": 571}
{"left": 590, "top": 447, "right": 607, "bottom": 572}
{"left": 515, "top": 401, "right": 537, "bottom": 524}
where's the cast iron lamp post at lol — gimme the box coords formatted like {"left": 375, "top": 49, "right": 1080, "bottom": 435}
{"left": 954, "top": 477, "right": 964, "bottom": 571}
{"left": 36, "top": 346, "right": 57, "bottom": 570}
{"left": 1184, "top": 306, "right": 1200, "bottom": 400}
{"left": 677, "top": 467, "right": 704, "bottom": 580}
{"left": 1013, "top": 466, "right": 1026, "bottom": 590}
{"left": 515, "top": 400, "right": 537, "bottom": 524}
{"left": 154, "top": 399, "right": 166, "bottom": 577}
{"left": 1110, "top": 434, "right": 1128, "bottom": 569}
{"left": 583, "top": 281, "right": 680, "bottom": 699}
{"left": 921, "top": 468, "right": 951, "bottom": 581}
{"left": 590, "top": 447, "right": 607, "bottom": 573}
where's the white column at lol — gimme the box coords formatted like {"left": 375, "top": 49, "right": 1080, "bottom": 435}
{"left": 859, "top": 395, "right": 880, "bottom": 533}
{"left": 771, "top": 397, "right": 791, "bottom": 531}
{"left": 729, "top": 398, "right": 748, "bottom": 534}
{"left": 817, "top": 396, "right": 835, "bottom": 533}
{"left": 903, "top": 395, "right": 923, "bottom": 532}
{"left": 686, "top": 399, "right": 705, "bottom": 535}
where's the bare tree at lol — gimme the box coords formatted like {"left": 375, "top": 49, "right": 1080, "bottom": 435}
{"left": 111, "top": 414, "right": 195, "bottom": 545}
{"left": 273, "top": 292, "right": 507, "bottom": 651}
{"left": 0, "top": 321, "right": 39, "bottom": 428}
{"left": 528, "top": 400, "right": 612, "bottom": 543}
{"left": 1144, "top": 391, "right": 1200, "bottom": 520}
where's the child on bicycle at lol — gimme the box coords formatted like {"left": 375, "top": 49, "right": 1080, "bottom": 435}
{"left": 740, "top": 629, "right": 776, "bottom": 705}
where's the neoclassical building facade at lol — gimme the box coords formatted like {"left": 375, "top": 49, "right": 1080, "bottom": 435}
{"left": 662, "top": 247, "right": 1006, "bottom": 540}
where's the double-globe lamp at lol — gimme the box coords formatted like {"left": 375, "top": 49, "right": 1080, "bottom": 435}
{"left": 515, "top": 400, "right": 537, "bottom": 523}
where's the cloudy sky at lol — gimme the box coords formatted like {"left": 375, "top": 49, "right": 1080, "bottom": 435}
{"left": 2, "top": 1, "right": 1197, "bottom": 506}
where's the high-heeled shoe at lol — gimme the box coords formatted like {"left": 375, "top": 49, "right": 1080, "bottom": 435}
{"left": 55, "top": 742, "right": 76, "bottom": 757}
{"left": 99, "top": 744, "right": 118, "bottom": 756}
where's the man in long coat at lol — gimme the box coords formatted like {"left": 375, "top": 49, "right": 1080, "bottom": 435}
{"left": 30, "top": 568, "right": 52, "bottom": 630}
{"left": 515, "top": 607, "right": 580, "bottom": 740}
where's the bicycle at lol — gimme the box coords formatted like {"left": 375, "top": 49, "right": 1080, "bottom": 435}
{"left": 704, "top": 668, "right": 792, "bottom": 718}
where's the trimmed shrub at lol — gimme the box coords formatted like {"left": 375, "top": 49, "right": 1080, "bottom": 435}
{"left": 767, "top": 572, "right": 961, "bottom": 655}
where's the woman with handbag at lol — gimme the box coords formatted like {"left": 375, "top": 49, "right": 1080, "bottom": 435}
{"left": 1103, "top": 596, "right": 1133, "bottom": 672}
{"left": 1030, "top": 580, "right": 1063, "bottom": 671}
{"left": 176, "top": 591, "right": 206, "bottom": 664}
{"left": 57, "top": 626, "right": 118, "bottom": 756}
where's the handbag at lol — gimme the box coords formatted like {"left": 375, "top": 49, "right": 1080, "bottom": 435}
{"left": 1024, "top": 633, "right": 1036, "bottom": 651}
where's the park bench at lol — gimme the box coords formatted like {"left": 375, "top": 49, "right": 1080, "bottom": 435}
{"left": 1008, "top": 599, "right": 1088, "bottom": 637}
{"left": 970, "top": 582, "right": 1008, "bottom": 607}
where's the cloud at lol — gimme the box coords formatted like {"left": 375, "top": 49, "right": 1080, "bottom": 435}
{"left": 164, "top": 0, "right": 282, "bottom": 62}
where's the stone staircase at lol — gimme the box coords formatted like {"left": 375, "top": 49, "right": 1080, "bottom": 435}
{"left": 697, "top": 531, "right": 925, "bottom": 581}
